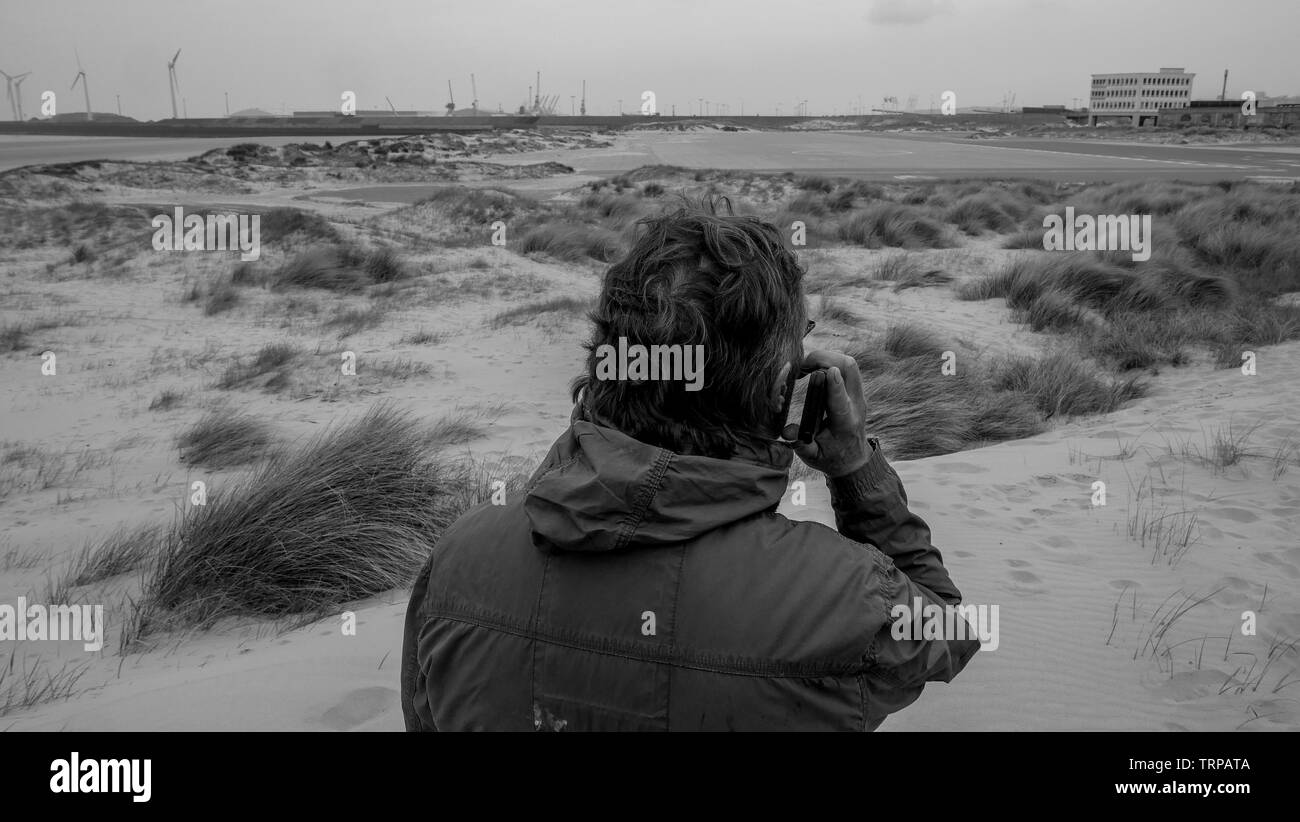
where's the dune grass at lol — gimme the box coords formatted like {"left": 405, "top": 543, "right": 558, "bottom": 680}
{"left": 958, "top": 233, "right": 1298, "bottom": 370}
{"left": 0, "top": 653, "right": 91, "bottom": 718}
{"left": 216, "top": 342, "right": 300, "bottom": 391}
{"left": 258, "top": 207, "right": 340, "bottom": 244}
{"left": 489, "top": 296, "right": 593, "bottom": 328}
{"left": 148, "top": 389, "right": 184, "bottom": 411}
{"left": 323, "top": 303, "right": 388, "bottom": 339}
{"left": 517, "top": 223, "right": 623, "bottom": 262}
{"left": 120, "top": 404, "right": 497, "bottom": 647}
{"left": 177, "top": 409, "right": 276, "bottom": 470}
{"left": 873, "top": 253, "right": 954, "bottom": 291}
{"left": 838, "top": 321, "right": 1149, "bottom": 460}
{"left": 836, "top": 202, "right": 955, "bottom": 249}
{"left": 45, "top": 523, "right": 164, "bottom": 604}
{"left": 0, "top": 316, "right": 71, "bottom": 354}
{"left": 273, "top": 244, "right": 408, "bottom": 292}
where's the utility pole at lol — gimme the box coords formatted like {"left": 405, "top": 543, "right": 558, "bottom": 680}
{"left": 115, "top": 94, "right": 121, "bottom": 116}
{"left": 1220, "top": 69, "right": 1229, "bottom": 101}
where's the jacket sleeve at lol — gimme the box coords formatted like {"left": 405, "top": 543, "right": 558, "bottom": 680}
{"left": 400, "top": 549, "right": 440, "bottom": 732}
{"left": 827, "top": 438, "right": 962, "bottom": 605}
{"left": 826, "top": 439, "right": 981, "bottom": 727}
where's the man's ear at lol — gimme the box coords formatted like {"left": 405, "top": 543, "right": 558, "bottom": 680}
{"left": 770, "top": 361, "right": 793, "bottom": 412}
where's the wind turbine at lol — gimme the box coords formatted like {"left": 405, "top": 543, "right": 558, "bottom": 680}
{"left": 71, "top": 51, "right": 92, "bottom": 121}
{"left": 12, "top": 71, "right": 31, "bottom": 120}
{"left": 167, "top": 49, "right": 182, "bottom": 119}
{"left": 0, "top": 70, "right": 26, "bottom": 121}
{"left": 470, "top": 74, "right": 478, "bottom": 115}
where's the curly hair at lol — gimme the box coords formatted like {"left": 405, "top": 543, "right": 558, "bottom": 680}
{"left": 571, "top": 199, "right": 806, "bottom": 458}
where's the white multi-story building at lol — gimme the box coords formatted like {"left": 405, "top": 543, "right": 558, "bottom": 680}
{"left": 1088, "top": 67, "right": 1195, "bottom": 125}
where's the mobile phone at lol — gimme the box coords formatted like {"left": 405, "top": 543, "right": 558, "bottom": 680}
{"left": 797, "top": 369, "right": 829, "bottom": 444}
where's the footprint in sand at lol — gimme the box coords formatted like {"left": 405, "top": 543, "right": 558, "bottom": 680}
{"left": 953, "top": 550, "right": 975, "bottom": 558}
{"left": 1258, "top": 552, "right": 1300, "bottom": 579}
{"left": 1003, "top": 568, "right": 1047, "bottom": 595}
{"left": 1041, "top": 535, "right": 1074, "bottom": 549}
{"left": 320, "top": 686, "right": 398, "bottom": 730}
{"left": 1005, "top": 559, "right": 1031, "bottom": 568}
{"left": 1014, "top": 516, "right": 1037, "bottom": 527}
{"left": 1211, "top": 507, "right": 1259, "bottom": 524}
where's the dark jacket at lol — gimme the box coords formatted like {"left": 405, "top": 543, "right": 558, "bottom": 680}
{"left": 401, "top": 407, "right": 979, "bottom": 731}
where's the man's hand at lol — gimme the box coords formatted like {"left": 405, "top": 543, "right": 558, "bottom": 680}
{"left": 781, "top": 349, "right": 872, "bottom": 478}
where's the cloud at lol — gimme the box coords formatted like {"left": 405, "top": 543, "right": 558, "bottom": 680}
{"left": 867, "top": 0, "right": 954, "bottom": 25}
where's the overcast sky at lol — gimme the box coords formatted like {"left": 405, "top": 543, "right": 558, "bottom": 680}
{"left": 2, "top": 0, "right": 1296, "bottom": 120}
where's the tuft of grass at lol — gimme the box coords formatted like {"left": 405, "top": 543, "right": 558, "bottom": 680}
{"left": 796, "top": 176, "right": 835, "bottom": 194}
{"left": 46, "top": 523, "right": 163, "bottom": 602}
{"left": 258, "top": 207, "right": 340, "bottom": 244}
{"left": 273, "top": 245, "right": 372, "bottom": 292}
{"left": 363, "top": 247, "right": 406, "bottom": 283}
{"left": 230, "top": 261, "right": 263, "bottom": 286}
{"left": 815, "top": 295, "right": 865, "bottom": 327}
{"left": 0, "top": 543, "right": 45, "bottom": 572}
{"left": 1002, "top": 225, "right": 1047, "bottom": 249}
{"left": 989, "top": 352, "right": 1146, "bottom": 418}
{"left": 418, "top": 186, "right": 538, "bottom": 224}
{"left": 216, "top": 342, "right": 301, "bottom": 391}
{"left": 836, "top": 203, "right": 954, "bottom": 249}
{"left": 0, "top": 315, "right": 77, "bottom": 354}
{"left": 203, "top": 279, "right": 241, "bottom": 316}
{"left": 0, "top": 653, "right": 91, "bottom": 717}
{"left": 517, "top": 223, "right": 623, "bottom": 263}
{"left": 881, "top": 323, "right": 946, "bottom": 359}
{"left": 324, "top": 304, "right": 387, "bottom": 339}
{"left": 123, "top": 404, "right": 498, "bottom": 643}
{"left": 148, "top": 389, "right": 184, "bottom": 411}
{"left": 489, "top": 296, "right": 593, "bottom": 328}
{"left": 177, "top": 409, "right": 277, "bottom": 470}
{"left": 1019, "top": 291, "right": 1093, "bottom": 332}
{"left": 401, "top": 328, "right": 449, "bottom": 345}
{"left": 855, "top": 359, "right": 1042, "bottom": 460}
{"left": 946, "top": 194, "right": 1017, "bottom": 234}
{"left": 873, "top": 253, "right": 953, "bottom": 291}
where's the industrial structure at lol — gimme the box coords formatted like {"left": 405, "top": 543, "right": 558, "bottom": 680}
{"left": 1087, "top": 67, "right": 1194, "bottom": 126}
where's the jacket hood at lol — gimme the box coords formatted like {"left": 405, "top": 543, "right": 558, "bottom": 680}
{"left": 523, "top": 407, "right": 793, "bottom": 553}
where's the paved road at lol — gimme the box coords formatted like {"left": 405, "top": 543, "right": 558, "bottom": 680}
{"left": 0, "top": 134, "right": 360, "bottom": 173}
{"left": 3, "top": 131, "right": 1297, "bottom": 193}
{"left": 549, "top": 131, "right": 1300, "bottom": 183}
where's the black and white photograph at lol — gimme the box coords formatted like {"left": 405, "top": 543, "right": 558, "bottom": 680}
{"left": 0, "top": 0, "right": 1297, "bottom": 759}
